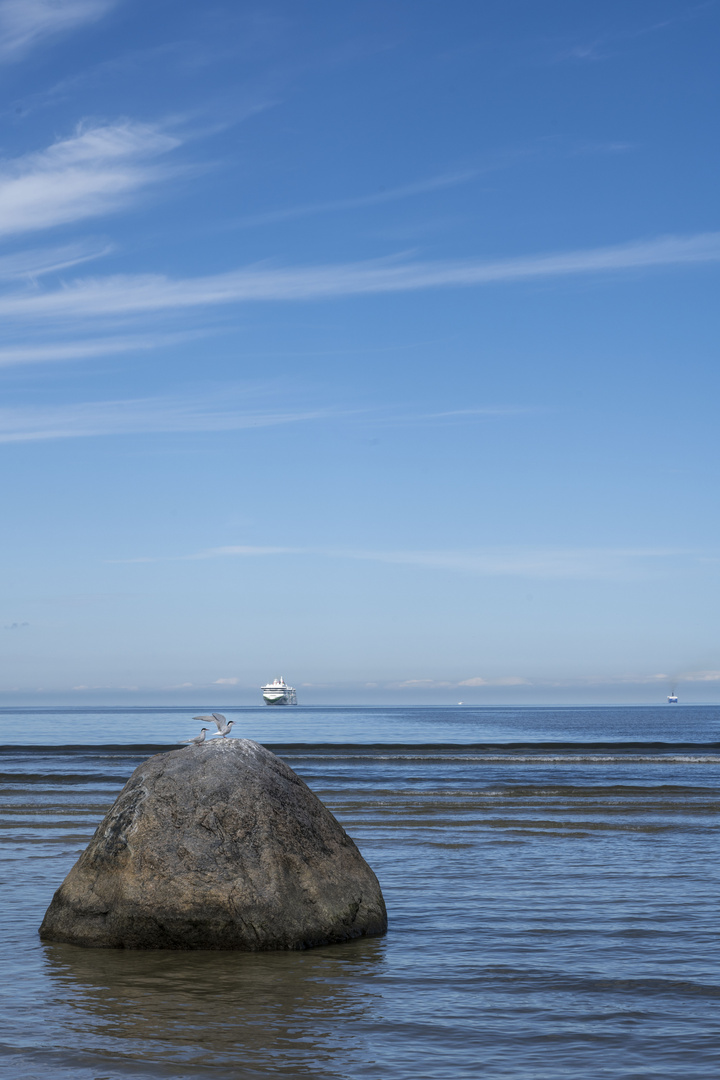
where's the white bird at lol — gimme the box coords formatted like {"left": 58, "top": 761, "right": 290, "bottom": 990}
{"left": 211, "top": 712, "right": 234, "bottom": 737}
{"left": 183, "top": 727, "right": 208, "bottom": 746}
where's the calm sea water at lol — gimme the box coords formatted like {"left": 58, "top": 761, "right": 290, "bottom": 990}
{"left": 1, "top": 705, "right": 720, "bottom": 1079}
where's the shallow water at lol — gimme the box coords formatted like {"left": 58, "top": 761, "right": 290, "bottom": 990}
{"left": 1, "top": 705, "right": 719, "bottom": 1078}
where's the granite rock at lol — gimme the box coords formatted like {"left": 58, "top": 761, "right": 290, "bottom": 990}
{"left": 39, "top": 738, "right": 387, "bottom": 950}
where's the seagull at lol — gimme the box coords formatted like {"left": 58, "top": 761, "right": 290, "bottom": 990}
{"left": 183, "top": 727, "right": 208, "bottom": 746}
{"left": 211, "top": 713, "right": 235, "bottom": 737}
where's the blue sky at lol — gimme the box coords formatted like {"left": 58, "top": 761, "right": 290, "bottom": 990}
{"left": 1, "top": 0, "right": 719, "bottom": 704}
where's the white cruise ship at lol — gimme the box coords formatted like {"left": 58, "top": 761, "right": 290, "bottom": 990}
{"left": 261, "top": 677, "right": 297, "bottom": 706}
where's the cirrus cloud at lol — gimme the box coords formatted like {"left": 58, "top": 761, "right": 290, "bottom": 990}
{"left": 1, "top": 231, "right": 719, "bottom": 324}
{"left": 0, "top": 0, "right": 115, "bottom": 61}
{"left": 0, "top": 120, "right": 181, "bottom": 238}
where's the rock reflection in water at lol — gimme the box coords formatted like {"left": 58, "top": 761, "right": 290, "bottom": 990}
{"left": 41, "top": 937, "right": 386, "bottom": 1077}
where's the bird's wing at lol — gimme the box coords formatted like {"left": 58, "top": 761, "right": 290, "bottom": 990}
{"left": 192, "top": 714, "right": 213, "bottom": 722}
{"left": 212, "top": 713, "right": 226, "bottom": 729}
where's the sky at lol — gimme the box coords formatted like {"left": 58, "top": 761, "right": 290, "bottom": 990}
{"left": 1, "top": 0, "right": 719, "bottom": 705}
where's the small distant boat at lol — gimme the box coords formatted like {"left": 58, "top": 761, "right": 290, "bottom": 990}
{"left": 668, "top": 693, "right": 678, "bottom": 704}
{"left": 262, "top": 677, "right": 297, "bottom": 706}
{"left": 457, "top": 701, "right": 464, "bottom": 705}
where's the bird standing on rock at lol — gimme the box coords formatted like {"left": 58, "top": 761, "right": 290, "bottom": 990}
{"left": 193, "top": 713, "right": 235, "bottom": 737}
{"left": 211, "top": 713, "right": 235, "bottom": 737}
{"left": 183, "top": 728, "right": 208, "bottom": 746}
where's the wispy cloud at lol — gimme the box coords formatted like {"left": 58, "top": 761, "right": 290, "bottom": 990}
{"left": 331, "top": 546, "right": 688, "bottom": 579}
{"left": 380, "top": 406, "right": 532, "bottom": 426}
{"left": 0, "top": 0, "right": 114, "bottom": 61}
{"left": 458, "top": 676, "right": 529, "bottom": 687}
{"left": 232, "top": 170, "right": 478, "bottom": 227}
{"left": 0, "top": 390, "right": 332, "bottom": 443}
{"left": 393, "top": 676, "right": 529, "bottom": 689}
{"left": 388, "top": 668, "right": 720, "bottom": 690}
{"left": 0, "top": 391, "right": 523, "bottom": 440}
{"left": 0, "top": 331, "right": 205, "bottom": 367}
{"left": 119, "top": 542, "right": 696, "bottom": 581}
{"left": 556, "top": 4, "right": 713, "bottom": 64}
{"left": 0, "top": 121, "right": 181, "bottom": 238}
{"left": 3, "top": 232, "right": 718, "bottom": 322}
{"left": 230, "top": 142, "right": 570, "bottom": 230}
{"left": 0, "top": 240, "right": 110, "bottom": 280}
{"left": 71, "top": 682, "right": 139, "bottom": 691}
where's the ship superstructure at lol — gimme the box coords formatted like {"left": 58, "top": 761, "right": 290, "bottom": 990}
{"left": 262, "top": 677, "right": 297, "bottom": 706}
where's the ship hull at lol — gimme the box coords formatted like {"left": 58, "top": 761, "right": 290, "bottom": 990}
{"left": 262, "top": 679, "right": 297, "bottom": 705}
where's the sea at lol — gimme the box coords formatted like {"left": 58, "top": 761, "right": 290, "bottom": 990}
{"left": 1, "top": 704, "right": 720, "bottom": 1080}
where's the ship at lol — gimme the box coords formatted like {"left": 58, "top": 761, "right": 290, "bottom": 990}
{"left": 667, "top": 693, "right": 678, "bottom": 704}
{"left": 262, "top": 677, "right": 297, "bottom": 706}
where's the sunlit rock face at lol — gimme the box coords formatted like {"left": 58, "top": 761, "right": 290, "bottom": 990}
{"left": 39, "top": 739, "right": 387, "bottom": 950}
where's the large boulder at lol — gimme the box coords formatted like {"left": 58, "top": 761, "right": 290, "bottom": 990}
{"left": 39, "top": 738, "right": 387, "bottom": 950}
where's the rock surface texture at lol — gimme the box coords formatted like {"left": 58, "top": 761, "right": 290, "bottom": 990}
{"left": 39, "top": 739, "right": 387, "bottom": 950}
